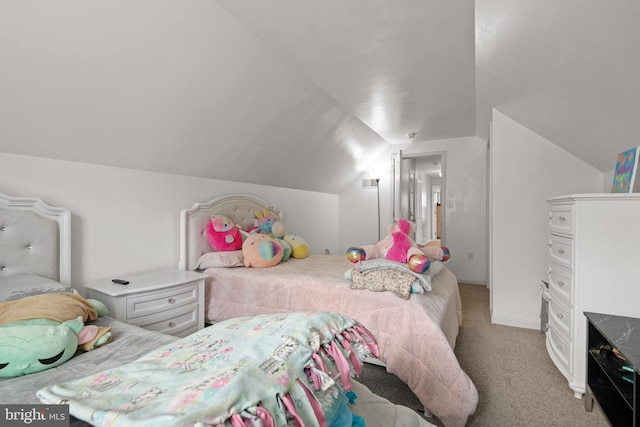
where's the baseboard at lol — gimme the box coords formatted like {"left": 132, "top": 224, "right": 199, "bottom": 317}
{"left": 491, "top": 315, "right": 539, "bottom": 330}
{"left": 458, "top": 280, "right": 488, "bottom": 286}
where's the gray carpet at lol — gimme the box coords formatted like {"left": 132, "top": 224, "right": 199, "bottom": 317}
{"left": 357, "top": 283, "right": 610, "bottom": 426}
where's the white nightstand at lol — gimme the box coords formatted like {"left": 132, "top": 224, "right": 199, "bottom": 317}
{"left": 85, "top": 269, "right": 206, "bottom": 338}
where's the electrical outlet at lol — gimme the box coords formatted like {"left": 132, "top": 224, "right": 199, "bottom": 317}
{"left": 468, "top": 252, "right": 474, "bottom": 261}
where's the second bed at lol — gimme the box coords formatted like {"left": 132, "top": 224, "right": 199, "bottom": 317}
{"left": 179, "top": 194, "right": 478, "bottom": 427}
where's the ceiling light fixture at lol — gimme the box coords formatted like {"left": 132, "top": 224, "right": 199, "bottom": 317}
{"left": 407, "top": 132, "right": 418, "bottom": 139}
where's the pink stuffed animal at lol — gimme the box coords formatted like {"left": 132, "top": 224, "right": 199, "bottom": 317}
{"left": 418, "top": 241, "right": 451, "bottom": 262}
{"left": 346, "top": 218, "right": 430, "bottom": 273}
{"left": 242, "top": 233, "right": 285, "bottom": 268}
{"left": 205, "top": 215, "right": 242, "bottom": 251}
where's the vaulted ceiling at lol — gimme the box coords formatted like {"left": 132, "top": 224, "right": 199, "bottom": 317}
{"left": 1, "top": 1, "right": 638, "bottom": 194}
{"left": 475, "top": 0, "right": 640, "bottom": 172}
{"left": 215, "top": 0, "right": 477, "bottom": 146}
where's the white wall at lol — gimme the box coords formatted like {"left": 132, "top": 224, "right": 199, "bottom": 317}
{"left": 338, "top": 172, "right": 383, "bottom": 255}
{"left": 490, "top": 109, "right": 603, "bottom": 329}
{"left": 339, "top": 136, "right": 488, "bottom": 285}
{"left": 0, "top": 153, "right": 339, "bottom": 294}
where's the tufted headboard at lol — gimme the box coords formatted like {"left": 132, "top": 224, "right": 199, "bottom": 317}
{"left": 178, "top": 194, "right": 282, "bottom": 271}
{"left": 0, "top": 193, "right": 71, "bottom": 285}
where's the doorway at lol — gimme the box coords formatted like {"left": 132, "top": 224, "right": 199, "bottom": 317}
{"left": 391, "top": 151, "right": 445, "bottom": 245}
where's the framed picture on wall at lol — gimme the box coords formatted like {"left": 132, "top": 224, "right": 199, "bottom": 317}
{"left": 611, "top": 147, "right": 640, "bottom": 193}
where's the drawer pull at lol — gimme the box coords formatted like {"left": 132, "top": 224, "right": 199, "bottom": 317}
{"left": 558, "top": 249, "right": 565, "bottom": 255}
{"left": 168, "top": 322, "right": 176, "bottom": 328}
{"left": 557, "top": 313, "right": 564, "bottom": 319}
{"left": 558, "top": 216, "right": 566, "bottom": 222}
{"left": 557, "top": 280, "right": 565, "bottom": 287}
{"left": 168, "top": 298, "right": 176, "bottom": 304}
{"left": 557, "top": 344, "right": 563, "bottom": 351}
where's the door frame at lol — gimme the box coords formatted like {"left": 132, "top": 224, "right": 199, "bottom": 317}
{"left": 391, "top": 150, "right": 447, "bottom": 246}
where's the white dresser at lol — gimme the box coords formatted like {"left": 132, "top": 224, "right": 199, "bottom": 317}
{"left": 86, "top": 269, "right": 206, "bottom": 338}
{"left": 546, "top": 193, "right": 640, "bottom": 397}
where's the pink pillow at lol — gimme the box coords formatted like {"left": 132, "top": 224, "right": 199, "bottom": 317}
{"left": 196, "top": 250, "right": 244, "bottom": 269}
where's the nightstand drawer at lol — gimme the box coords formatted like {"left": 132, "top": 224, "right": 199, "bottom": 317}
{"left": 126, "top": 282, "right": 199, "bottom": 320}
{"left": 548, "top": 234, "right": 573, "bottom": 270}
{"left": 129, "top": 303, "right": 199, "bottom": 337}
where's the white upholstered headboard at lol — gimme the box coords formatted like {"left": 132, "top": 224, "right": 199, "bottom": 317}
{"left": 178, "top": 194, "right": 282, "bottom": 271}
{"left": 0, "top": 193, "right": 71, "bottom": 285}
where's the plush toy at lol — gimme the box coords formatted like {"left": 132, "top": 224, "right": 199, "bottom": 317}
{"left": 247, "top": 208, "right": 280, "bottom": 235}
{"left": 205, "top": 215, "right": 243, "bottom": 251}
{"left": 242, "top": 233, "right": 286, "bottom": 268}
{"left": 418, "top": 240, "right": 451, "bottom": 262}
{"left": 265, "top": 220, "right": 291, "bottom": 261}
{"left": 0, "top": 317, "right": 84, "bottom": 378}
{"left": 258, "top": 220, "right": 310, "bottom": 261}
{"left": 271, "top": 221, "right": 287, "bottom": 238}
{"left": 346, "top": 218, "right": 430, "bottom": 273}
{"left": 277, "top": 239, "right": 293, "bottom": 262}
{"left": 0, "top": 294, "right": 112, "bottom": 378}
{"left": 283, "top": 234, "right": 310, "bottom": 259}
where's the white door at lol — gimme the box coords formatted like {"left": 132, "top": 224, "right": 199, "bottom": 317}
{"left": 390, "top": 150, "right": 403, "bottom": 222}
{"left": 431, "top": 185, "right": 441, "bottom": 240}
{"left": 415, "top": 178, "right": 425, "bottom": 243}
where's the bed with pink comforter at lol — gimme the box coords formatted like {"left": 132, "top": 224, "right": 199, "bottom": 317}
{"left": 200, "top": 254, "right": 478, "bottom": 427}
{"left": 178, "top": 194, "right": 478, "bottom": 426}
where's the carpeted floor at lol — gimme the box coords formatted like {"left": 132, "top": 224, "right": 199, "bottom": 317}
{"left": 357, "top": 283, "right": 610, "bottom": 426}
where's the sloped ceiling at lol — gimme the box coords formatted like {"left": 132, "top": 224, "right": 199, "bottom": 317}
{"left": 0, "top": 1, "right": 475, "bottom": 194}
{"left": 1, "top": 1, "right": 637, "bottom": 194}
{"left": 215, "top": 0, "right": 476, "bottom": 145}
{"left": 476, "top": 0, "right": 640, "bottom": 171}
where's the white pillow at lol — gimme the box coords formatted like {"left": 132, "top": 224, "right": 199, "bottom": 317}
{"left": 195, "top": 250, "right": 244, "bottom": 269}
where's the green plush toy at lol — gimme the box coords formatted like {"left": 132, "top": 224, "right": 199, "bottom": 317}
{"left": 264, "top": 221, "right": 293, "bottom": 261}
{"left": 0, "top": 295, "right": 112, "bottom": 378}
{"left": 0, "top": 317, "right": 84, "bottom": 378}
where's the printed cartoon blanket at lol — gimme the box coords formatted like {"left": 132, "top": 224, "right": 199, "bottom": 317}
{"left": 37, "top": 312, "right": 379, "bottom": 427}
{"left": 345, "top": 259, "right": 445, "bottom": 299}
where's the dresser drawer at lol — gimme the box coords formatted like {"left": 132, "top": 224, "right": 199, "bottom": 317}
{"left": 548, "top": 263, "right": 572, "bottom": 306}
{"left": 126, "top": 282, "right": 199, "bottom": 320}
{"left": 549, "top": 204, "right": 573, "bottom": 235}
{"left": 547, "top": 326, "right": 572, "bottom": 376}
{"left": 129, "top": 303, "right": 199, "bottom": 336}
{"left": 549, "top": 297, "right": 572, "bottom": 340}
{"left": 548, "top": 234, "right": 573, "bottom": 270}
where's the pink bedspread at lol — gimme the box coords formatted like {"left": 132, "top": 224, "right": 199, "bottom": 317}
{"left": 201, "top": 254, "right": 478, "bottom": 426}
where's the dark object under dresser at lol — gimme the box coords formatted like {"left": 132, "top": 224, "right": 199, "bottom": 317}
{"left": 585, "top": 312, "right": 640, "bottom": 426}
